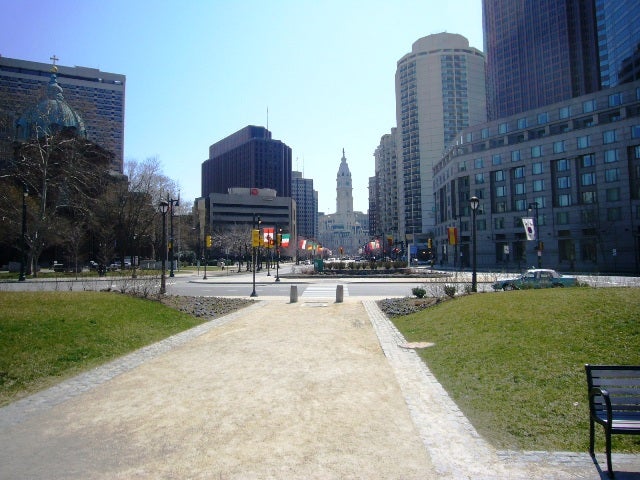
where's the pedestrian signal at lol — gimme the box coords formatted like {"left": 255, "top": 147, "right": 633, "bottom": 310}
{"left": 205, "top": 235, "right": 212, "bottom": 248}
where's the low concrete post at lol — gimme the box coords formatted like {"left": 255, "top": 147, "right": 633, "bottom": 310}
{"left": 290, "top": 285, "right": 298, "bottom": 303}
{"left": 336, "top": 284, "right": 344, "bottom": 303}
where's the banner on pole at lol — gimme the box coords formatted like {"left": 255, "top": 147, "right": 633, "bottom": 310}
{"left": 522, "top": 217, "right": 536, "bottom": 241}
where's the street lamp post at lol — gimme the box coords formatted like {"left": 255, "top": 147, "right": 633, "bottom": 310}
{"left": 470, "top": 196, "right": 480, "bottom": 293}
{"left": 528, "top": 202, "right": 541, "bottom": 268}
{"left": 19, "top": 184, "right": 28, "bottom": 281}
{"left": 167, "top": 195, "right": 179, "bottom": 277}
{"left": 275, "top": 227, "right": 281, "bottom": 282}
{"left": 159, "top": 200, "right": 169, "bottom": 294}
{"left": 250, "top": 214, "right": 260, "bottom": 297}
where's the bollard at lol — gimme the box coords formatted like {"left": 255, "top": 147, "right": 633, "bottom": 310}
{"left": 290, "top": 285, "right": 298, "bottom": 303}
{"left": 336, "top": 284, "right": 343, "bottom": 303}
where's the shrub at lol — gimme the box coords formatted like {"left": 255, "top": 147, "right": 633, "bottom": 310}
{"left": 348, "top": 262, "right": 355, "bottom": 270}
{"left": 444, "top": 284, "right": 457, "bottom": 298}
{"left": 412, "top": 286, "right": 426, "bottom": 298}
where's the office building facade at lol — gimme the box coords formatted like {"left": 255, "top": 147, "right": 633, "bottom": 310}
{"left": 597, "top": 0, "right": 640, "bottom": 88}
{"left": 291, "top": 171, "right": 317, "bottom": 239}
{"left": 395, "top": 33, "right": 486, "bottom": 242}
{"left": 433, "top": 79, "right": 640, "bottom": 274}
{"left": 0, "top": 56, "right": 125, "bottom": 172}
{"left": 202, "top": 126, "right": 292, "bottom": 198}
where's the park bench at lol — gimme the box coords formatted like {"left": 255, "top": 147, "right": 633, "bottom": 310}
{"left": 585, "top": 364, "right": 640, "bottom": 478}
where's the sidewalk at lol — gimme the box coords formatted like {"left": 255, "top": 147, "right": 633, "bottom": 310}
{"left": 0, "top": 298, "right": 637, "bottom": 479}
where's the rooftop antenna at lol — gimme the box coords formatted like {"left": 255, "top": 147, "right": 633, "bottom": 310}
{"left": 266, "top": 106, "right": 269, "bottom": 131}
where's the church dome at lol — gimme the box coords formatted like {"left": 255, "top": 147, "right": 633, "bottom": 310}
{"left": 16, "top": 68, "right": 86, "bottom": 140}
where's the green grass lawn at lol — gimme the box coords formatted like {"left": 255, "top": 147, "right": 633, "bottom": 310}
{"left": 0, "top": 291, "right": 211, "bottom": 406}
{"left": 391, "top": 287, "right": 640, "bottom": 453}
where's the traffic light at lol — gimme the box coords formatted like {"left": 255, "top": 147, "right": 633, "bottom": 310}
{"left": 427, "top": 238, "right": 432, "bottom": 249}
{"left": 205, "top": 235, "right": 212, "bottom": 248}
{"left": 538, "top": 241, "right": 544, "bottom": 252}
{"left": 277, "top": 233, "right": 282, "bottom": 246}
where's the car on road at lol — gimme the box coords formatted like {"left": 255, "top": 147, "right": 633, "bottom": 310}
{"left": 492, "top": 268, "right": 577, "bottom": 291}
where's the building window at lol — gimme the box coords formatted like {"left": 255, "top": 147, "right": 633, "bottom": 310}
{"left": 553, "top": 141, "right": 565, "bottom": 153}
{"left": 492, "top": 154, "right": 502, "bottom": 165}
{"left": 581, "top": 209, "right": 597, "bottom": 223}
{"left": 604, "top": 149, "right": 619, "bottom": 163}
{"left": 475, "top": 172, "right": 485, "bottom": 184}
{"left": 606, "top": 187, "right": 620, "bottom": 201}
{"left": 556, "top": 211, "right": 569, "bottom": 225}
{"left": 581, "top": 172, "right": 596, "bottom": 186}
{"left": 477, "top": 219, "right": 487, "bottom": 231}
{"left": 607, "top": 207, "right": 622, "bottom": 221}
{"left": 603, "top": 130, "right": 617, "bottom": 144}
{"left": 608, "top": 92, "right": 623, "bottom": 107}
{"left": 499, "top": 122, "right": 508, "bottom": 134}
{"left": 558, "top": 194, "right": 572, "bottom": 206}
{"left": 514, "top": 166, "right": 525, "bottom": 178}
{"left": 605, "top": 168, "right": 620, "bottom": 182}
{"left": 481, "top": 128, "right": 489, "bottom": 139}
{"left": 474, "top": 157, "right": 484, "bottom": 168}
{"left": 583, "top": 99, "right": 597, "bottom": 113}
{"left": 517, "top": 117, "right": 527, "bottom": 129}
{"left": 557, "top": 176, "right": 571, "bottom": 188}
{"left": 537, "top": 112, "right": 549, "bottom": 124}
{"left": 511, "top": 149, "right": 521, "bottom": 162}
{"left": 635, "top": 145, "right": 640, "bottom": 159}
{"left": 559, "top": 106, "right": 571, "bottom": 119}
{"left": 531, "top": 145, "right": 543, "bottom": 157}
{"left": 495, "top": 202, "right": 507, "bottom": 213}
{"left": 515, "top": 183, "right": 526, "bottom": 195}
{"left": 532, "top": 162, "right": 543, "bottom": 174}
{"left": 577, "top": 135, "right": 590, "bottom": 149}
{"left": 494, "top": 217, "right": 505, "bottom": 229}
{"left": 533, "top": 179, "right": 545, "bottom": 192}
{"left": 556, "top": 158, "right": 569, "bottom": 171}
{"left": 515, "top": 199, "right": 527, "bottom": 211}
{"left": 632, "top": 125, "right": 640, "bottom": 138}
{"left": 495, "top": 170, "right": 505, "bottom": 182}
{"left": 581, "top": 154, "right": 595, "bottom": 167}
{"left": 582, "top": 191, "right": 597, "bottom": 204}
{"left": 496, "top": 185, "right": 507, "bottom": 197}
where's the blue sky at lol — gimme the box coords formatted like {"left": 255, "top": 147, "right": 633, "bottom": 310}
{"left": 2, "top": 0, "right": 483, "bottom": 213}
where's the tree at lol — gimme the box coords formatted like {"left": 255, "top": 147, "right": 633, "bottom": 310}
{"left": 6, "top": 127, "right": 113, "bottom": 275}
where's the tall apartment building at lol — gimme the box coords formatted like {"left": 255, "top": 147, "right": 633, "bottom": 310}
{"left": 0, "top": 56, "right": 126, "bottom": 172}
{"left": 291, "top": 170, "right": 318, "bottom": 239}
{"left": 395, "top": 33, "right": 486, "bottom": 243}
{"left": 201, "top": 125, "right": 292, "bottom": 198}
{"left": 373, "top": 128, "right": 399, "bottom": 237}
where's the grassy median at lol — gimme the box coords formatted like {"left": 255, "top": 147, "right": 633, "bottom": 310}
{"left": 0, "top": 291, "right": 212, "bottom": 407}
{"left": 392, "top": 287, "right": 640, "bottom": 453}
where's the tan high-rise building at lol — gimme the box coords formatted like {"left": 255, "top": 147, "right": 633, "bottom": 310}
{"left": 395, "top": 33, "right": 486, "bottom": 243}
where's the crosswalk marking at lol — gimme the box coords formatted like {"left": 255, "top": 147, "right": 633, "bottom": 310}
{"left": 300, "top": 283, "right": 348, "bottom": 299}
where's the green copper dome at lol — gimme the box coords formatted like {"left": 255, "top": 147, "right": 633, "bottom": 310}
{"left": 16, "top": 68, "right": 87, "bottom": 140}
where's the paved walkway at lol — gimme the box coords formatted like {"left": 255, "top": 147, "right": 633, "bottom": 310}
{"left": 0, "top": 299, "right": 638, "bottom": 479}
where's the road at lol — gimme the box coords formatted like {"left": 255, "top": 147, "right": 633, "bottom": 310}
{"left": 2, "top": 267, "right": 638, "bottom": 297}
